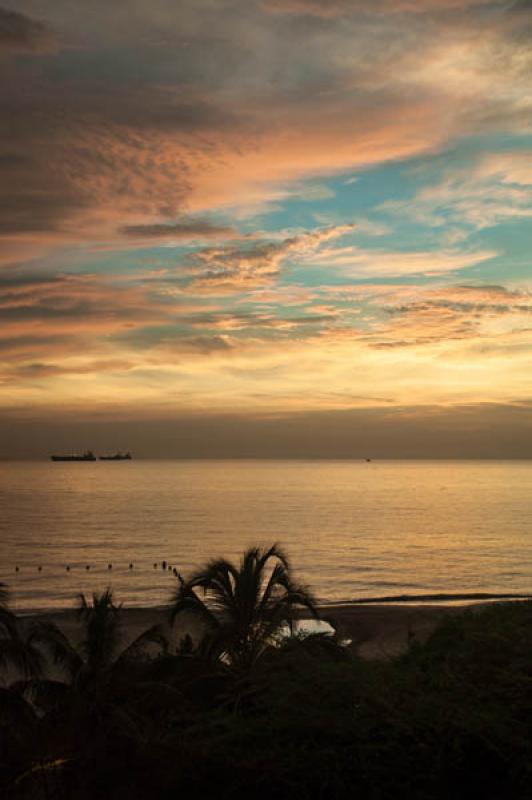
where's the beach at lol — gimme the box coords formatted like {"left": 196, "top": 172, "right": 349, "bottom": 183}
{"left": 19, "top": 600, "right": 496, "bottom": 664}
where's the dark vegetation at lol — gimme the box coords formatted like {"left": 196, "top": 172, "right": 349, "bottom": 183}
{"left": 2, "top": 546, "right": 532, "bottom": 799}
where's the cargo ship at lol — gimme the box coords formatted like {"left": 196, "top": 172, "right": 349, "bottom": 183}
{"left": 99, "top": 452, "right": 132, "bottom": 461}
{"left": 50, "top": 450, "right": 97, "bottom": 462}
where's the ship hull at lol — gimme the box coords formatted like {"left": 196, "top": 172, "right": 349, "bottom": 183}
{"left": 50, "top": 455, "right": 97, "bottom": 462}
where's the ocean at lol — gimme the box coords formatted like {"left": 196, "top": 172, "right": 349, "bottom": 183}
{"left": 1, "top": 460, "right": 531, "bottom": 611}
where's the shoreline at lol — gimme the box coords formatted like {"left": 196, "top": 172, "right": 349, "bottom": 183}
{"left": 15, "top": 591, "right": 532, "bottom": 617}
{"left": 16, "top": 594, "right": 530, "bottom": 661}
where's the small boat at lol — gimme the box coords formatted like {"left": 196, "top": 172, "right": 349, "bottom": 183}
{"left": 99, "top": 452, "right": 132, "bottom": 461}
{"left": 50, "top": 450, "right": 96, "bottom": 462}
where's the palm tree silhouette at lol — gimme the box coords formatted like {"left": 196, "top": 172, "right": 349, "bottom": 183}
{"left": 33, "top": 589, "right": 167, "bottom": 691}
{"left": 169, "top": 544, "right": 319, "bottom": 670}
{"left": 18, "top": 588, "right": 172, "bottom": 771}
{"left": 0, "top": 583, "right": 45, "bottom": 680}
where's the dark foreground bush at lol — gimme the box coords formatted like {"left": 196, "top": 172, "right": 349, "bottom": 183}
{"left": 3, "top": 597, "right": 532, "bottom": 799}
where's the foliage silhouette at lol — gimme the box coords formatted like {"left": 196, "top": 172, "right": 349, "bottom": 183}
{"left": 0, "top": 585, "right": 44, "bottom": 681}
{"left": 2, "top": 566, "right": 532, "bottom": 798}
{"left": 33, "top": 589, "right": 168, "bottom": 686}
{"left": 169, "top": 544, "right": 319, "bottom": 670}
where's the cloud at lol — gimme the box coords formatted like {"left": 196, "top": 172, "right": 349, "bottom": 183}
{"left": 380, "top": 149, "right": 532, "bottom": 231}
{"left": 1, "top": 358, "right": 135, "bottom": 380}
{"left": 368, "top": 283, "right": 532, "bottom": 347}
{"left": 393, "top": 23, "right": 532, "bottom": 132}
{"left": 304, "top": 245, "right": 497, "bottom": 277}
{"left": 0, "top": 1, "right": 530, "bottom": 425}
{"left": 0, "top": 0, "right": 499, "bottom": 256}
{"left": 185, "top": 308, "right": 339, "bottom": 332}
{"left": 1, "top": 0, "right": 526, "bottom": 278}
{"left": 184, "top": 224, "right": 355, "bottom": 291}
{"left": 119, "top": 219, "right": 239, "bottom": 241}
{"left": 425, "top": 284, "right": 532, "bottom": 311}
{"left": 476, "top": 151, "right": 532, "bottom": 185}
{"left": 0, "top": 6, "right": 56, "bottom": 53}
{"left": 0, "top": 271, "right": 184, "bottom": 348}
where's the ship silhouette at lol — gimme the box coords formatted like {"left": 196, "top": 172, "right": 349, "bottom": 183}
{"left": 50, "top": 450, "right": 96, "bottom": 462}
{"left": 50, "top": 450, "right": 132, "bottom": 461}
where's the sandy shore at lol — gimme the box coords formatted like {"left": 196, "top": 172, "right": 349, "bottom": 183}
{"left": 319, "top": 603, "right": 479, "bottom": 659}
{"left": 17, "top": 600, "right": 503, "bottom": 663}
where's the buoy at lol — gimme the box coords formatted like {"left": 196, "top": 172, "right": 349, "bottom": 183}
{"left": 66, "top": 565, "right": 70, "bottom": 571}
{"left": 153, "top": 563, "right": 157, "bottom": 568}
{"left": 86, "top": 565, "right": 90, "bottom": 571}
{"left": 108, "top": 564, "right": 112, "bottom": 570}
{"left": 15, "top": 566, "right": 19, "bottom": 572}
{"left": 129, "top": 563, "right": 133, "bottom": 569}
{"left": 162, "top": 560, "right": 167, "bottom": 569}
{"left": 38, "top": 566, "right": 42, "bottom": 572}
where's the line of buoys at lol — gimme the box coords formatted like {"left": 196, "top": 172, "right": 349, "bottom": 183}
{"left": 10, "top": 561, "right": 180, "bottom": 574}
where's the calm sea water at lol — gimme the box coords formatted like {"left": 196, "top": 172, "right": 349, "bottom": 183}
{"left": 1, "top": 460, "right": 531, "bottom": 611}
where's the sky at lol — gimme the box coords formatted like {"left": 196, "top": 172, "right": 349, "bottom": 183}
{"left": 0, "top": 0, "right": 531, "bottom": 457}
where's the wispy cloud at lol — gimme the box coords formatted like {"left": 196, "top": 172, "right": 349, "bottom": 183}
{"left": 303, "top": 245, "right": 498, "bottom": 277}
{"left": 119, "top": 218, "right": 240, "bottom": 241}
{"left": 183, "top": 224, "right": 355, "bottom": 291}
{"left": 380, "top": 149, "right": 532, "bottom": 231}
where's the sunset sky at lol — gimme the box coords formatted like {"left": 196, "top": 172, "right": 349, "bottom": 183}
{"left": 1, "top": 0, "right": 531, "bottom": 457}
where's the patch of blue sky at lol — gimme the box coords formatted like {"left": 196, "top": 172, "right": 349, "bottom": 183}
{"left": 455, "top": 252, "right": 531, "bottom": 286}
{"left": 461, "top": 223, "right": 531, "bottom": 280}
{"left": 260, "top": 130, "right": 531, "bottom": 234}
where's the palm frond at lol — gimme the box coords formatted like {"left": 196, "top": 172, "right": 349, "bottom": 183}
{"left": 258, "top": 543, "right": 290, "bottom": 572}
{"left": 169, "top": 581, "right": 220, "bottom": 629}
{"left": 30, "top": 620, "right": 83, "bottom": 679}
{"left": 78, "top": 588, "right": 122, "bottom": 671}
{"left": 0, "top": 636, "right": 45, "bottom": 679}
{"left": 114, "top": 624, "right": 169, "bottom": 666}
{"left": 171, "top": 544, "right": 319, "bottom": 670}
{"left": 188, "top": 559, "right": 240, "bottom": 613}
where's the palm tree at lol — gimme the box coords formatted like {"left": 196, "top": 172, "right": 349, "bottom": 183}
{"left": 0, "top": 589, "right": 170, "bottom": 797}
{"left": 169, "top": 544, "right": 319, "bottom": 670}
{"left": 0, "top": 583, "right": 45, "bottom": 681}
{"left": 33, "top": 589, "right": 168, "bottom": 690}
{"left": 23, "top": 588, "right": 172, "bottom": 768}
